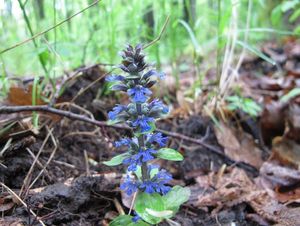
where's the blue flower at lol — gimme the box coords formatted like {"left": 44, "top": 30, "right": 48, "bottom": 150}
{"left": 154, "top": 169, "right": 173, "bottom": 182}
{"left": 108, "top": 105, "right": 126, "bottom": 120}
{"left": 143, "top": 70, "right": 165, "bottom": 80}
{"left": 127, "top": 86, "right": 152, "bottom": 103}
{"left": 105, "top": 74, "right": 125, "bottom": 82}
{"left": 156, "top": 183, "right": 171, "bottom": 195}
{"left": 149, "top": 99, "right": 169, "bottom": 114}
{"left": 123, "top": 155, "right": 141, "bottom": 172}
{"left": 132, "top": 213, "right": 141, "bottom": 223}
{"left": 114, "top": 138, "right": 132, "bottom": 148}
{"left": 147, "top": 133, "right": 168, "bottom": 147}
{"left": 139, "top": 181, "right": 156, "bottom": 194}
{"left": 152, "top": 169, "right": 172, "bottom": 194}
{"left": 154, "top": 169, "right": 173, "bottom": 194}
{"left": 138, "top": 168, "right": 172, "bottom": 194}
{"left": 135, "top": 148, "right": 157, "bottom": 162}
{"left": 120, "top": 175, "right": 139, "bottom": 196}
{"left": 122, "top": 149, "right": 156, "bottom": 171}
{"left": 132, "top": 116, "right": 155, "bottom": 132}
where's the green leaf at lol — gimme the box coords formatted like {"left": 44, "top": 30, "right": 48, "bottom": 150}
{"left": 110, "top": 215, "right": 149, "bottom": 226}
{"left": 128, "top": 221, "right": 149, "bottom": 226}
{"left": 236, "top": 40, "right": 276, "bottom": 65}
{"left": 280, "top": 88, "right": 300, "bottom": 102}
{"left": 135, "top": 192, "right": 165, "bottom": 224}
{"left": 103, "top": 153, "right": 130, "bottom": 166}
{"left": 156, "top": 148, "right": 183, "bottom": 161}
{"left": 281, "top": 0, "right": 299, "bottom": 12}
{"left": 109, "top": 215, "right": 132, "bottom": 226}
{"left": 163, "top": 186, "right": 191, "bottom": 213}
{"left": 289, "top": 8, "right": 300, "bottom": 22}
{"left": 134, "top": 166, "right": 142, "bottom": 180}
{"left": 145, "top": 208, "right": 173, "bottom": 218}
{"left": 135, "top": 166, "right": 159, "bottom": 179}
{"left": 271, "top": 4, "right": 282, "bottom": 25}
{"left": 178, "top": 19, "right": 202, "bottom": 55}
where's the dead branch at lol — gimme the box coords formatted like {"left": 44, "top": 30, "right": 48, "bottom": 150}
{"left": 0, "top": 105, "right": 258, "bottom": 174}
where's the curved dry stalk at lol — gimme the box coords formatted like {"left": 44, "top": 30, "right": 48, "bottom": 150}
{"left": 19, "top": 128, "right": 53, "bottom": 198}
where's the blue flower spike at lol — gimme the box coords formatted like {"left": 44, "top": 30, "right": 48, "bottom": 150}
{"left": 106, "top": 44, "right": 189, "bottom": 225}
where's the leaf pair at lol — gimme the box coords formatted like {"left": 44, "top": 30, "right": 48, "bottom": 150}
{"left": 103, "top": 148, "right": 183, "bottom": 166}
{"left": 134, "top": 186, "right": 190, "bottom": 224}
{"left": 110, "top": 186, "right": 190, "bottom": 225}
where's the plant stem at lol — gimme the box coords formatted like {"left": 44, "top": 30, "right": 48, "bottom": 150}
{"left": 17, "top": 0, "right": 48, "bottom": 76}
{"left": 136, "top": 103, "right": 149, "bottom": 181}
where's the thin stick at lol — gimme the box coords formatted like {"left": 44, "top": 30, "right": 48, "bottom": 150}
{"left": 28, "top": 128, "right": 58, "bottom": 190}
{"left": 113, "top": 198, "right": 125, "bottom": 215}
{"left": 143, "top": 15, "right": 170, "bottom": 49}
{"left": 128, "top": 191, "right": 137, "bottom": 215}
{"left": 71, "top": 69, "right": 113, "bottom": 102}
{"left": 26, "top": 148, "right": 52, "bottom": 181}
{"left": 84, "top": 150, "right": 90, "bottom": 176}
{"left": 0, "top": 105, "right": 258, "bottom": 174}
{"left": 0, "top": 105, "right": 125, "bottom": 130}
{"left": 19, "top": 128, "right": 53, "bottom": 198}
{"left": 0, "top": 0, "right": 101, "bottom": 55}
{"left": 0, "top": 182, "right": 46, "bottom": 226}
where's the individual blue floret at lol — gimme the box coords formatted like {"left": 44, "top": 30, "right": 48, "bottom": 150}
{"left": 105, "top": 74, "right": 125, "bottom": 82}
{"left": 135, "top": 148, "right": 157, "bottom": 162}
{"left": 120, "top": 175, "right": 139, "bottom": 196}
{"left": 108, "top": 105, "right": 126, "bottom": 120}
{"left": 114, "top": 138, "right": 132, "bottom": 148}
{"left": 132, "top": 115, "right": 155, "bottom": 132}
{"left": 147, "top": 132, "right": 168, "bottom": 147}
{"left": 149, "top": 99, "right": 169, "bottom": 114}
{"left": 127, "top": 86, "right": 152, "bottom": 103}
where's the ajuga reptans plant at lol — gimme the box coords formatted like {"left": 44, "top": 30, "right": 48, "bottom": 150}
{"left": 104, "top": 44, "right": 190, "bottom": 226}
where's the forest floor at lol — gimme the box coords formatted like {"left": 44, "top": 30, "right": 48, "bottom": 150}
{"left": 1, "top": 38, "right": 300, "bottom": 226}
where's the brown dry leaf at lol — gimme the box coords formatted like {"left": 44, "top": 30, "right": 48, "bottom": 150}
{"left": 262, "top": 43, "right": 287, "bottom": 64}
{"left": 271, "top": 137, "right": 300, "bottom": 168}
{"left": 0, "top": 217, "right": 25, "bottom": 226}
{"left": 259, "top": 161, "right": 300, "bottom": 203}
{"left": 175, "top": 90, "right": 192, "bottom": 116}
{"left": 275, "top": 188, "right": 300, "bottom": 203}
{"left": 286, "top": 103, "right": 300, "bottom": 143}
{"left": 0, "top": 202, "right": 15, "bottom": 212}
{"left": 197, "top": 168, "right": 257, "bottom": 212}
{"left": 272, "top": 207, "right": 300, "bottom": 226}
{"left": 214, "top": 122, "right": 263, "bottom": 169}
{"left": 196, "top": 166, "right": 300, "bottom": 225}
{"left": 260, "top": 99, "right": 286, "bottom": 146}
{"left": 260, "top": 161, "right": 300, "bottom": 187}
{"left": 8, "top": 85, "right": 46, "bottom": 106}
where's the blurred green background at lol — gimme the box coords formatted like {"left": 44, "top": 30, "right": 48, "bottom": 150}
{"left": 0, "top": 0, "right": 299, "bottom": 79}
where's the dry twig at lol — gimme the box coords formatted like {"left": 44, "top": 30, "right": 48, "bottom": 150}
{"left": 0, "top": 105, "right": 258, "bottom": 174}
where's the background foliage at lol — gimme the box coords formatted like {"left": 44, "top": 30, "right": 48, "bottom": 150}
{"left": 0, "top": 0, "right": 298, "bottom": 78}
